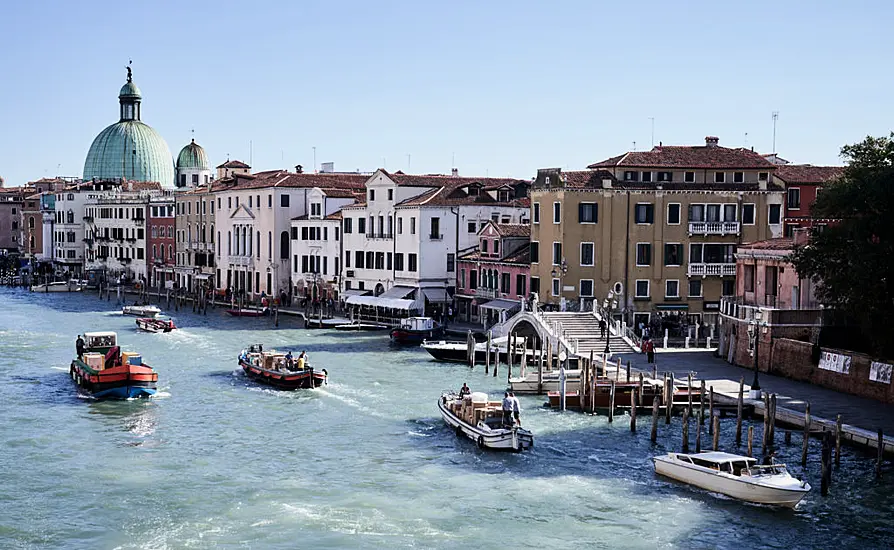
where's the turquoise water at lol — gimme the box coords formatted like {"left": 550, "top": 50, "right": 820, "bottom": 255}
{"left": 0, "top": 289, "right": 891, "bottom": 550}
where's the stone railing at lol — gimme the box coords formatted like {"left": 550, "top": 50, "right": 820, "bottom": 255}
{"left": 688, "top": 221, "right": 740, "bottom": 235}
{"left": 688, "top": 263, "right": 736, "bottom": 277}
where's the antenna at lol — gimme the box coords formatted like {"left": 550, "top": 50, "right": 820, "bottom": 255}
{"left": 452, "top": 152, "right": 455, "bottom": 168}
{"left": 632, "top": 141, "right": 636, "bottom": 152}
{"left": 744, "top": 132, "right": 748, "bottom": 147}
{"left": 313, "top": 146, "right": 317, "bottom": 173}
{"left": 407, "top": 154, "right": 411, "bottom": 172}
{"left": 649, "top": 117, "right": 655, "bottom": 147}
{"left": 249, "top": 140, "right": 253, "bottom": 166}
{"left": 772, "top": 111, "right": 779, "bottom": 152}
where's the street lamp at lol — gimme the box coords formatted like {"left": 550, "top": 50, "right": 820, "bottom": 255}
{"left": 603, "top": 290, "right": 619, "bottom": 356}
{"left": 551, "top": 258, "right": 568, "bottom": 311}
{"left": 749, "top": 310, "right": 762, "bottom": 396}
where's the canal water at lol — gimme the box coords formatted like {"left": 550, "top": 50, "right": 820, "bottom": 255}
{"left": 0, "top": 289, "right": 891, "bottom": 550}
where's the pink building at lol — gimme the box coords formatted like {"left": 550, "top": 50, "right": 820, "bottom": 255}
{"left": 456, "top": 222, "right": 530, "bottom": 327}
{"left": 735, "top": 232, "right": 818, "bottom": 310}
{"left": 148, "top": 200, "right": 175, "bottom": 288}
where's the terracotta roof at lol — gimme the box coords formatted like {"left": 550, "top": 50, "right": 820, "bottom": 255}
{"left": 774, "top": 164, "right": 843, "bottom": 184}
{"left": 738, "top": 238, "right": 794, "bottom": 251}
{"left": 546, "top": 170, "right": 781, "bottom": 192}
{"left": 218, "top": 171, "right": 368, "bottom": 191}
{"left": 122, "top": 181, "right": 163, "bottom": 192}
{"left": 588, "top": 143, "right": 775, "bottom": 170}
{"left": 216, "top": 160, "right": 251, "bottom": 169}
{"left": 325, "top": 211, "right": 343, "bottom": 220}
{"left": 392, "top": 173, "right": 529, "bottom": 207}
{"left": 321, "top": 188, "right": 360, "bottom": 199}
{"left": 559, "top": 170, "right": 618, "bottom": 188}
{"left": 494, "top": 223, "right": 531, "bottom": 237}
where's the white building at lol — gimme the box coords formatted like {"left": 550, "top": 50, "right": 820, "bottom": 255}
{"left": 289, "top": 187, "right": 358, "bottom": 302}
{"left": 213, "top": 168, "right": 367, "bottom": 300}
{"left": 341, "top": 170, "right": 530, "bottom": 314}
{"left": 52, "top": 181, "right": 119, "bottom": 275}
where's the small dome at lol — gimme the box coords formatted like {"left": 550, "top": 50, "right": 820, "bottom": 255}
{"left": 119, "top": 80, "right": 142, "bottom": 99}
{"left": 176, "top": 139, "right": 209, "bottom": 170}
{"left": 83, "top": 121, "right": 174, "bottom": 187}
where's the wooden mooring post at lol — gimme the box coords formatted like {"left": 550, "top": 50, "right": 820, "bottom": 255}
{"left": 761, "top": 393, "right": 770, "bottom": 457}
{"left": 626, "top": 361, "right": 631, "bottom": 383}
{"left": 665, "top": 372, "right": 673, "bottom": 425}
{"left": 650, "top": 395, "right": 660, "bottom": 443}
{"left": 708, "top": 386, "right": 715, "bottom": 435}
{"left": 630, "top": 386, "right": 637, "bottom": 432}
{"left": 493, "top": 337, "right": 499, "bottom": 378}
{"left": 835, "top": 414, "right": 842, "bottom": 467}
{"left": 712, "top": 415, "right": 720, "bottom": 451}
{"left": 768, "top": 393, "right": 777, "bottom": 447}
{"left": 537, "top": 339, "right": 543, "bottom": 394}
{"left": 681, "top": 408, "right": 690, "bottom": 453}
{"left": 699, "top": 380, "right": 706, "bottom": 426}
{"left": 877, "top": 429, "right": 885, "bottom": 479}
{"left": 801, "top": 402, "right": 811, "bottom": 467}
{"left": 821, "top": 432, "right": 833, "bottom": 495}
{"left": 747, "top": 425, "right": 754, "bottom": 457}
{"left": 695, "top": 415, "right": 702, "bottom": 453}
{"left": 485, "top": 330, "right": 491, "bottom": 374}
{"left": 686, "top": 373, "right": 693, "bottom": 417}
{"left": 735, "top": 377, "right": 744, "bottom": 445}
{"left": 607, "top": 380, "right": 615, "bottom": 423}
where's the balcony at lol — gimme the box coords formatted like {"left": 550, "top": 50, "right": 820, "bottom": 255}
{"left": 230, "top": 256, "right": 254, "bottom": 267}
{"left": 688, "top": 221, "right": 740, "bottom": 236}
{"left": 474, "top": 287, "right": 499, "bottom": 299}
{"left": 133, "top": 217, "right": 145, "bottom": 225}
{"left": 688, "top": 263, "right": 736, "bottom": 277}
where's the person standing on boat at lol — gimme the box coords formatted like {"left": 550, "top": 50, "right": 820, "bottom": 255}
{"left": 459, "top": 383, "right": 470, "bottom": 398}
{"left": 501, "top": 392, "right": 513, "bottom": 427}
{"left": 510, "top": 391, "right": 521, "bottom": 427}
{"left": 297, "top": 351, "right": 307, "bottom": 370}
{"left": 285, "top": 351, "right": 294, "bottom": 371}
{"left": 75, "top": 335, "right": 85, "bottom": 359}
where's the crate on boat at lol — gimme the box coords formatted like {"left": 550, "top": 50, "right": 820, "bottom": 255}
{"left": 84, "top": 353, "right": 104, "bottom": 370}
{"left": 122, "top": 352, "right": 142, "bottom": 366}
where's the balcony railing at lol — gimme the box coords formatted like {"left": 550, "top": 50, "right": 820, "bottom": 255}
{"left": 474, "top": 287, "right": 499, "bottom": 299}
{"left": 230, "top": 256, "right": 254, "bottom": 267}
{"left": 688, "top": 221, "right": 740, "bottom": 236}
{"left": 687, "top": 263, "right": 736, "bottom": 277}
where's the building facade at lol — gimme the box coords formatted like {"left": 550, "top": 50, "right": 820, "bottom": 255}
{"left": 148, "top": 196, "right": 176, "bottom": 288}
{"left": 455, "top": 221, "right": 531, "bottom": 326}
{"left": 530, "top": 137, "right": 785, "bottom": 333}
{"left": 0, "top": 187, "right": 23, "bottom": 255}
{"left": 174, "top": 185, "right": 217, "bottom": 293}
{"left": 774, "top": 164, "right": 843, "bottom": 237}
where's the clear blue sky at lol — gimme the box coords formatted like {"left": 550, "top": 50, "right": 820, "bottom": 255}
{"left": 1, "top": 0, "right": 891, "bottom": 186}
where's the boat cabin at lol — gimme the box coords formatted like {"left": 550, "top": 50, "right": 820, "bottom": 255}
{"left": 399, "top": 317, "right": 438, "bottom": 331}
{"left": 675, "top": 452, "right": 757, "bottom": 476}
{"left": 84, "top": 331, "right": 118, "bottom": 353}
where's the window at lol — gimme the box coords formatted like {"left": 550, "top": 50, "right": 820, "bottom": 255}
{"left": 742, "top": 204, "right": 755, "bottom": 225}
{"left": 787, "top": 188, "right": 801, "bottom": 209}
{"left": 552, "top": 242, "right": 562, "bottom": 266}
{"left": 690, "top": 243, "right": 735, "bottom": 263}
{"left": 530, "top": 276, "right": 540, "bottom": 294}
{"left": 635, "top": 280, "right": 650, "bottom": 298}
{"left": 553, "top": 202, "right": 561, "bottom": 224}
{"left": 580, "top": 279, "right": 594, "bottom": 297}
{"left": 501, "top": 273, "right": 510, "bottom": 294}
{"left": 446, "top": 253, "right": 455, "bottom": 272}
{"left": 636, "top": 243, "right": 651, "bottom": 266}
{"left": 533, "top": 203, "right": 540, "bottom": 224}
{"left": 494, "top": 240, "right": 500, "bottom": 254}
{"left": 641, "top": 171, "right": 652, "bottom": 183}
{"left": 769, "top": 204, "right": 782, "bottom": 225}
{"left": 578, "top": 203, "right": 598, "bottom": 223}
{"left": 623, "top": 171, "right": 637, "bottom": 181}
{"left": 467, "top": 221, "right": 476, "bottom": 233}
{"left": 714, "top": 172, "right": 726, "bottom": 183}
{"left": 388, "top": 189, "right": 393, "bottom": 201}
{"left": 580, "top": 242, "right": 594, "bottom": 266}
{"left": 355, "top": 251, "right": 364, "bottom": 268}
{"left": 344, "top": 218, "right": 353, "bottom": 233}
{"left": 665, "top": 280, "right": 680, "bottom": 298}
{"left": 684, "top": 171, "right": 695, "bottom": 183}
{"left": 375, "top": 252, "right": 385, "bottom": 270}
{"left": 410, "top": 217, "right": 416, "bottom": 235}
{"left": 530, "top": 241, "right": 539, "bottom": 263}
{"left": 657, "top": 171, "right": 673, "bottom": 182}
{"left": 744, "top": 264, "right": 755, "bottom": 292}
{"left": 723, "top": 280, "right": 735, "bottom": 296}
{"left": 394, "top": 253, "right": 404, "bottom": 271}
{"left": 516, "top": 274, "right": 526, "bottom": 296}
{"left": 430, "top": 217, "right": 440, "bottom": 239}
{"left": 280, "top": 194, "right": 290, "bottom": 207}
{"left": 357, "top": 217, "right": 366, "bottom": 234}
{"left": 268, "top": 195, "right": 272, "bottom": 208}
{"left": 280, "top": 232, "right": 289, "bottom": 259}
{"left": 634, "top": 203, "right": 654, "bottom": 224}
{"left": 345, "top": 250, "right": 351, "bottom": 268}
{"left": 408, "top": 253, "right": 418, "bottom": 272}
{"left": 366, "top": 251, "right": 374, "bottom": 269}
{"left": 301, "top": 227, "right": 308, "bottom": 240}
{"left": 706, "top": 204, "right": 721, "bottom": 222}
{"left": 248, "top": 195, "right": 253, "bottom": 208}
{"left": 733, "top": 172, "right": 744, "bottom": 183}
{"left": 667, "top": 203, "right": 681, "bottom": 225}
{"left": 482, "top": 240, "right": 489, "bottom": 253}
{"left": 724, "top": 204, "right": 737, "bottom": 222}
{"left": 664, "top": 244, "right": 682, "bottom": 266}
{"left": 551, "top": 278, "right": 560, "bottom": 297}
{"left": 469, "top": 269, "right": 477, "bottom": 289}
{"left": 369, "top": 189, "right": 375, "bottom": 201}
{"left": 759, "top": 172, "right": 769, "bottom": 182}
{"left": 688, "top": 204, "right": 705, "bottom": 222}
{"left": 688, "top": 279, "right": 702, "bottom": 297}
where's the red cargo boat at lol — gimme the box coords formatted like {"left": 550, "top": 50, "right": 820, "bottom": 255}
{"left": 238, "top": 345, "right": 327, "bottom": 390}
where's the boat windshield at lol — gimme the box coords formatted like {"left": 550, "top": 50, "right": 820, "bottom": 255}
{"left": 745, "top": 464, "right": 788, "bottom": 477}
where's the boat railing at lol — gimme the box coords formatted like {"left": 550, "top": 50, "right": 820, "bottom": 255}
{"left": 744, "top": 464, "right": 788, "bottom": 476}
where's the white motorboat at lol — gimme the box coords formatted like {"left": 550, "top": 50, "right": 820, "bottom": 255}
{"left": 122, "top": 304, "right": 162, "bottom": 317}
{"left": 653, "top": 451, "right": 811, "bottom": 508}
{"left": 33, "top": 281, "right": 83, "bottom": 292}
{"left": 136, "top": 317, "right": 176, "bottom": 333}
{"left": 438, "top": 391, "right": 533, "bottom": 452}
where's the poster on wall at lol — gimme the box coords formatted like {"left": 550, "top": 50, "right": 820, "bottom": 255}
{"left": 870, "top": 362, "right": 893, "bottom": 384}
{"left": 818, "top": 351, "right": 852, "bottom": 374}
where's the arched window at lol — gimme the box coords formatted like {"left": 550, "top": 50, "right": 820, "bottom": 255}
{"left": 268, "top": 231, "right": 272, "bottom": 260}
{"left": 168, "top": 244, "right": 173, "bottom": 260}
{"left": 256, "top": 231, "right": 260, "bottom": 259}
{"left": 228, "top": 231, "right": 232, "bottom": 255}
{"left": 28, "top": 216, "right": 34, "bottom": 229}
{"left": 280, "top": 231, "right": 289, "bottom": 259}
{"left": 210, "top": 225, "right": 215, "bottom": 243}
{"left": 152, "top": 244, "right": 157, "bottom": 259}
{"left": 202, "top": 224, "right": 206, "bottom": 243}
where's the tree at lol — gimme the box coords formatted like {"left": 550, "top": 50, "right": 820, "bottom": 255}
{"left": 790, "top": 133, "right": 894, "bottom": 357}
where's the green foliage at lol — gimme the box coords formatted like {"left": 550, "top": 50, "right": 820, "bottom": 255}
{"left": 790, "top": 133, "right": 894, "bottom": 357}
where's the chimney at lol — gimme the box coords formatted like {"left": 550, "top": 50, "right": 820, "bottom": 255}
{"left": 295, "top": 164, "right": 303, "bottom": 174}
{"left": 705, "top": 136, "right": 720, "bottom": 147}
{"left": 451, "top": 168, "right": 459, "bottom": 176}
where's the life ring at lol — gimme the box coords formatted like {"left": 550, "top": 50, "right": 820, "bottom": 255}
{"left": 477, "top": 435, "right": 485, "bottom": 449}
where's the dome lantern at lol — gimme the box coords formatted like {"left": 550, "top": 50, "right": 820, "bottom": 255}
{"left": 119, "top": 65, "right": 142, "bottom": 122}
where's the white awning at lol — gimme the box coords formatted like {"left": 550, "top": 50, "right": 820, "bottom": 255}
{"left": 380, "top": 285, "right": 416, "bottom": 299}
{"left": 345, "top": 295, "right": 417, "bottom": 310}
{"left": 342, "top": 289, "right": 371, "bottom": 298}
{"left": 479, "top": 298, "right": 520, "bottom": 311}
{"left": 421, "top": 287, "right": 450, "bottom": 303}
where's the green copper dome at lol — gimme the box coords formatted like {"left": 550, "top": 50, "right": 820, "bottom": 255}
{"left": 176, "top": 139, "right": 209, "bottom": 170}
{"left": 82, "top": 69, "right": 174, "bottom": 188}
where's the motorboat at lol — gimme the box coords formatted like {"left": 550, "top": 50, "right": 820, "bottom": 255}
{"left": 333, "top": 321, "right": 391, "bottom": 331}
{"left": 438, "top": 391, "right": 533, "bottom": 452}
{"left": 653, "top": 451, "right": 811, "bottom": 508}
{"left": 421, "top": 337, "right": 531, "bottom": 364}
{"left": 69, "top": 331, "right": 158, "bottom": 399}
{"left": 226, "top": 307, "right": 269, "bottom": 317}
{"left": 136, "top": 317, "right": 176, "bottom": 333}
{"left": 33, "top": 281, "right": 83, "bottom": 292}
{"left": 238, "top": 345, "right": 327, "bottom": 390}
{"left": 122, "top": 304, "right": 161, "bottom": 317}
{"left": 390, "top": 317, "right": 443, "bottom": 345}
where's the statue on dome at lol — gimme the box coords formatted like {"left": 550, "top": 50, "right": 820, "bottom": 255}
{"left": 126, "top": 65, "right": 132, "bottom": 81}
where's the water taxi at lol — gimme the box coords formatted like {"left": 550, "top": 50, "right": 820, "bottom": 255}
{"left": 438, "top": 391, "right": 533, "bottom": 452}
{"left": 390, "top": 317, "right": 443, "bottom": 345}
{"left": 33, "top": 281, "right": 83, "bottom": 292}
{"left": 226, "top": 307, "right": 269, "bottom": 317}
{"left": 238, "top": 345, "right": 327, "bottom": 390}
{"left": 69, "top": 331, "right": 158, "bottom": 399}
{"left": 136, "top": 317, "right": 176, "bottom": 333}
{"left": 122, "top": 304, "right": 161, "bottom": 317}
{"left": 653, "top": 451, "right": 811, "bottom": 508}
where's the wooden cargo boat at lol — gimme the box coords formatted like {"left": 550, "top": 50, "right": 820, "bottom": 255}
{"left": 438, "top": 391, "right": 533, "bottom": 452}
{"left": 238, "top": 345, "right": 327, "bottom": 390}
{"left": 69, "top": 331, "right": 158, "bottom": 399}
{"left": 122, "top": 304, "right": 161, "bottom": 317}
{"left": 136, "top": 317, "right": 176, "bottom": 333}
{"left": 390, "top": 317, "right": 443, "bottom": 345}
{"left": 653, "top": 452, "right": 811, "bottom": 508}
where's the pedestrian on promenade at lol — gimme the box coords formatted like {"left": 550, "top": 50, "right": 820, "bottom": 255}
{"left": 643, "top": 338, "right": 655, "bottom": 364}
{"left": 510, "top": 391, "right": 521, "bottom": 427}
{"left": 502, "top": 392, "right": 513, "bottom": 427}
{"left": 599, "top": 318, "right": 607, "bottom": 339}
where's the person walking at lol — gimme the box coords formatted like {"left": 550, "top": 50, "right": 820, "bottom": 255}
{"left": 643, "top": 338, "right": 655, "bottom": 364}
{"left": 599, "top": 318, "right": 607, "bottom": 339}
{"left": 510, "top": 391, "right": 522, "bottom": 427}
{"left": 501, "top": 392, "right": 513, "bottom": 428}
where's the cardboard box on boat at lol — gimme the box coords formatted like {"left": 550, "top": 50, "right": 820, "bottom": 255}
{"left": 84, "top": 353, "right": 104, "bottom": 370}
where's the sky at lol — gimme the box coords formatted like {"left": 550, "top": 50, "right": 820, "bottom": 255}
{"left": 1, "top": 0, "right": 892, "bottom": 186}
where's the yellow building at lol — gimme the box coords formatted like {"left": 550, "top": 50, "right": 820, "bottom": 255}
{"left": 529, "top": 137, "right": 785, "bottom": 332}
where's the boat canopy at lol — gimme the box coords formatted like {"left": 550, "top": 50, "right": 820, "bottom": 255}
{"left": 399, "top": 317, "right": 437, "bottom": 330}
{"left": 84, "top": 332, "right": 117, "bottom": 347}
{"left": 684, "top": 452, "right": 756, "bottom": 464}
